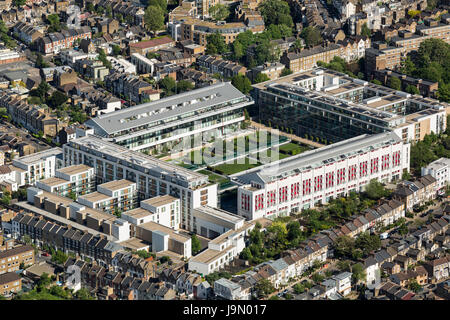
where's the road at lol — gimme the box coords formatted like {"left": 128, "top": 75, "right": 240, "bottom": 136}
{"left": 250, "top": 121, "right": 325, "bottom": 149}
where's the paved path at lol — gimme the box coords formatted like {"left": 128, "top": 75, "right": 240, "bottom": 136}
{"left": 250, "top": 121, "right": 325, "bottom": 148}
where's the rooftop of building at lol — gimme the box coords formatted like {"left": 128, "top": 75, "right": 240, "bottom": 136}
{"left": 141, "top": 195, "right": 178, "bottom": 207}
{"left": 194, "top": 206, "right": 245, "bottom": 224}
{"left": 138, "top": 221, "right": 190, "bottom": 244}
{"left": 236, "top": 131, "right": 402, "bottom": 185}
{"left": 38, "top": 177, "right": 69, "bottom": 187}
{"left": 189, "top": 246, "right": 232, "bottom": 264}
{"left": 98, "top": 179, "right": 135, "bottom": 191}
{"left": 57, "top": 164, "right": 93, "bottom": 176}
{"left": 85, "top": 82, "right": 249, "bottom": 135}
{"left": 78, "top": 191, "right": 112, "bottom": 203}
{"left": 67, "top": 135, "right": 208, "bottom": 183}
{"left": 12, "top": 147, "right": 62, "bottom": 165}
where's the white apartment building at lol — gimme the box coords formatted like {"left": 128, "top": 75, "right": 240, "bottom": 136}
{"left": 131, "top": 53, "right": 158, "bottom": 75}
{"left": 188, "top": 222, "right": 254, "bottom": 275}
{"left": 193, "top": 206, "right": 245, "bottom": 239}
{"left": 77, "top": 179, "right": 137, "bottom": 214}
{"left": 59, "top": 49, "right": 99, "bottom": 67}
{"left": 63, "top": 135, "right": 218, "bottom": 231}
{"left": 421, "top": 157, "right": 450, "bottom": 195}
{"left": 107, "top": 56, "right": 137, "bottom": 74}
{"left": 35, "top": 164, "right": 95, "bottom": 197}
{"left": 236, "top": 132, "right": 410, "bottom": 220}
{"left": 12, "top": 148, "right": 63, "bottom": 186}
{"left": 84, "top": 82, "right": 253, "bottom": 153}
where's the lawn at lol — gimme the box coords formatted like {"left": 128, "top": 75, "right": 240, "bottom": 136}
{"left": 255, "top": 149, "right": 290, "bottom": 162}
{"left": 198, "top": 169, "right": 230, "bottom": 186}
{"left": 212, "top": 157, "right": 262, "bottom": 175}
{"left": 279, "top": 142, "right": 311, "bottom": 155}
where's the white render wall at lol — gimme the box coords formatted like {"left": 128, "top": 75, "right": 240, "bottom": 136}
{"left": 238, "top": 138, "right": 410, "bottom": 220}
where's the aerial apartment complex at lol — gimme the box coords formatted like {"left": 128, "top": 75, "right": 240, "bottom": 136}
{"left": 235, "top": 132, "right": 410, "bottom": 220}
{"left": 252, "top": 68, "right": 449, "bottom": 144}
{"left": 63, "top": 135, "right": 218, "bottom": 231}
{"left": 85, "top": 82, "right": 253, "bottom": 153}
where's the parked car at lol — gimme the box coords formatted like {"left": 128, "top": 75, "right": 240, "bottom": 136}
{"left": 42, "top": 252, "right": 50, "bottom": 257}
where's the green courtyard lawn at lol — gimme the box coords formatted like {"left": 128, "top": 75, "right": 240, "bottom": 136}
{"left": 198, "top": 169, "right": 230, "bottom": 186}
{"left": 255, "top": 149, "right": 290, "bottom": 162}
{"left": 211, "top": 157, "right": 262, "bottom": 175}
{"left": 278, "top": 142, "right": 311, "bottom": 155}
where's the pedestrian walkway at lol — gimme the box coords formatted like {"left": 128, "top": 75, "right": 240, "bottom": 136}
{"left": 250, "top": 121, "right": 325, "bottom": 148}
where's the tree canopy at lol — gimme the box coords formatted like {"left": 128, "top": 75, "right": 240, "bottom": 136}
{"left": 231, "top": 74, "right": 252, "bottom": 94}
{"left": 259, "top": 0, "right": 293, "bottom": 28}
{"left": 399, "top": 38, "right": 450, "bottom": 102}
{"left": 144, "top": 5, "right": 165, "bottom": 33}
{"left": 300, "top": 26, "right": 323, "bottom": 48}
{"left": 209, "top": 4, "right": 230, "bottom": 21}
{"left": 206, "top": 32, "right": 228, "bottom": 55}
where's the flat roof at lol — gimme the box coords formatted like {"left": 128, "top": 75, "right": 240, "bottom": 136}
{"left": 138, "top": 221, "right": 190, "bottom": 243}
{"left": 35, "top": 190, "right": 74, "bottom": 206}
{"left": 189, "top": 246, "right": 232, "bottom": 264}
{"left": 57, "top": 164, "right": 93, "bottom": 175}
{"left": 98, "top": 179, "right": 135, "bottom": 191}
{"left": 68, "top": 135, "right": 208, "bottom": 183}
{"left": 209, "top": 221, "right": 254, "bottom": 245}
{"left": 13, "top": 147, "right": 62, "bottom": 165}
{"left": 236, "top": 131, "right": 402, "bottom": 184}
{"left": 78, "top": 191, "right": 112, "bottom": 203}
{"left": 122, "top": 207, "right": 154, "bottom": 219}
{"left": 194, "top": 206, "right": 244, "bottom": 224}
{"left": 38, "top": 177, "right": 69, "bottom": 187}
{"left": 85, "top": 82, "right": 247, "bottom": 135}
{"left": 141, "top": 195, "right": 178, "bottom": 207}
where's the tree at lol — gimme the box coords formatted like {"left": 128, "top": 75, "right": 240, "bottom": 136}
{"left": 364, "top": 179, "right": 391, "bottom": 200}
{"left": 206, "top": 32, "right": 227, "bottom": 55}
{"left": 300, "top": 26, "right": 323, "bottom": 48}
{"left": 47, "top": 91, "right": 68, "bottom": 109}
{"left": 408, "top": 279, "right": 422, "bottom": 293}
{"left": 259, "top": 0, "right": 293, "bottom": 28}
{"left": 333, "top": 235, "right": 355, "bottom": 258}
{"left": 51, "top": 250, "right": 68, "bottom": 265}
{"left": 398, "top": 222, "right": 408, "bottom": 236}
{"left": 232, "top": 40, "right": 244, "bottom": 61}
{"left": 112, "top": 44, "right": 122, "bottom": 56}
{"left": 148, "top": 0, "right": 167, "bottom": 12}
{"left": 74, "top": 287, "right": 94, "bottom": 300}
{"left": 34, "top": 81, "right": 50, "bottom": 100}
{"left": 293, "top": 283, "right": 305, "bottom": 294}
{"left": 389, "top": 76, "right": 402, "bottom": 90}
{"left": 254, "top": 279, "right": 275, "bottom": 298}
{"left": 12, "top": 0, "right": 26, "bottom": 7}
{"left": 47, "top": 14, "right": 61, "bottom": 32}
{"left": 86, "top": 2, "right": 94, "bottom": 12}
{"left": 360, "top": 23, "right": 371, "bottom": 38}
{"left": 191, "top": 234, "right": 201, "bottom": 254}
{"left": 405, "top": 85, "right": 420, "bottom": 95}
{"left": 281, "top": 68, "right": 293, "bottom": 77}
{"left": 370, "top": 79, "right": 382, "bottom": 85}
{"left": 144, "top": 5, "right": 165, "bottom": 34}
{"left": 231, "top": 75, "right": 252, "bottom": 95}
{"left": 209, "top": 4, "right": 230, "bottom": 21}
{"left": 240, "top": 247, "right": 253, "bottom": 261}
{"left": 312, "top": 272, "right": 325, "bottom": 283}
{"left": 176, "top": 80, "right": 194, "bottom": 93}
{"left": 35, "top": 53, "right": 49, "bottom": 69}
{"left": 355, "top": 231, "right": 381, "bottom": 256}
{"left": 253, "top": 73, "right": 270, "bottom": 84}
{"left": 159, "top": 76, "right": 176, "bottom": 96}
{"left": 351, "top": 263, "right": 366, "bottom": 283}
